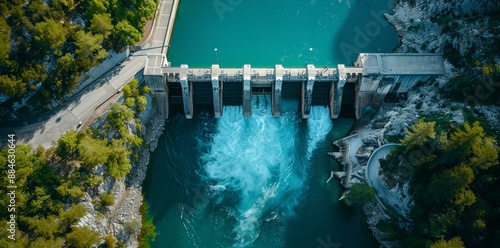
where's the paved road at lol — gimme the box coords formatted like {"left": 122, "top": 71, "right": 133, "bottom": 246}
{"left": 0, "top": 0, "right": 176, "bottom": 148}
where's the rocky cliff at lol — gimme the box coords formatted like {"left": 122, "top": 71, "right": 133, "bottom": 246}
{"left": 77, "top": 97, "right": 165, "bottom": 247}
{"left": 357, "top": 0, "right": 500, "bottom": 246}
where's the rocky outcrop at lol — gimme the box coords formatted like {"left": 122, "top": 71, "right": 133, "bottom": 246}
{"left": 386, "top": 0, "right": 500, "bottom": 59}
{"left": 357, "top": 1, "right": 500, "bottom": 246}
{"left": 77, "top": 98, "right": 165, "bottom": 247}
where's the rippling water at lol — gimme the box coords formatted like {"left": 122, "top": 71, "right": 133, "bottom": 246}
{"left": 143, "top": 96, "right": 377, "bottom": 247}
{"left": 145, "top": 0, "right": 398, "bottom": 244}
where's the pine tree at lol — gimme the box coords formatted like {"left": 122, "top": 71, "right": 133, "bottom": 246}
{"left": 400, "top": 119, "right": 436, "bottom": 151}
{"left": 77, "top": 135, "right": 110, "bottom": 166}
{"left": 65, "top": 226, "right": 100, "bottom": 248}
{"left": 430, "top": 236, "right": 465, "bottom": 248}
{"left": 56, "top": 131, "right": 79, "bottom": 158}
{"left": 429, "top": 164, "right": 474, "bottom": 203}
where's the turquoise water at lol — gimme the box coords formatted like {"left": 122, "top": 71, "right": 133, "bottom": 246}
{"left": 167, "top": 0, "right": 399, "bottom": 67}
{"left": 144, "top": 97, "right": 377, "bottom": 247}
{"left": 144, "top": 0, "right": 399, "bottom": 247}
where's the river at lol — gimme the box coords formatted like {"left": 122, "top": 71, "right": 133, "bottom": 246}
{"left": 144, "top": 0, "right": 399, "bottom": 247}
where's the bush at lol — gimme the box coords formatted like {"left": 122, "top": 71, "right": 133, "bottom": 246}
{"left": 343, "top": 184, "right": 375, "bottom": 206}
{"left": 100, "top": 193, "right": 115, "bottom": 207}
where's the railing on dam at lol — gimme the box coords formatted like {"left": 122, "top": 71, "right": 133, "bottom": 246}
{"left": 144, "top": 53, "right": 445, "bottom": 120}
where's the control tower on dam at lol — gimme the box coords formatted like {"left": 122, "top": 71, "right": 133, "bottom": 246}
{"left": 144, "top": 53, "right": 445, "bottom": 120}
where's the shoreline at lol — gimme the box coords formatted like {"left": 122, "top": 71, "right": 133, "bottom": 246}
{"left": 342, "top": 0, "right": 500, "bottom": 246}
{"left": 77, "top": 95, "right": 165, "bottom": 247}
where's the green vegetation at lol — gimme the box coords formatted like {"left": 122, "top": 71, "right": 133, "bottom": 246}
{"left": 0, "top": 0, "right": 157, "bottom": 119}
{"left": 443, "top": 67, "right": 500, "bottom": 106}
{"left": 0, "top": 79, "right": 150, "bottom": 246}
{"left": 138, "top": 201, "right": 157, "bottom": 248}
{"left": 379, "top": 119, "right": 500, "bottom": 247}
{"left": 342, "top": 183, "right": 375, "bottom": 207}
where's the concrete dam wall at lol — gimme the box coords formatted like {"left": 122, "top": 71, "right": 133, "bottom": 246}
{"left": 144, "top": 53, "right": 445, "bottom": 119}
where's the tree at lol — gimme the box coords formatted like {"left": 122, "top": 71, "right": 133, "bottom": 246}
{"left": 112, "top": 20, "right": 142, "bottom": 50}
{"left": 56, "top": 130, "right": 79, "bottom": 158}
{"left": 343, "top": 183, "right": 375, "bottom": 207}
{"left": 21, "top": 64, "right": 47, "bottom": 85}
{"left": 429, "top": 164, "right": 474, "bottom": 203}
{"left": 74, "top": 30, "right": 107, "bottom": 70}
{"left": 106, "top": 139, "right": 131, "bottom": 179}
{"left": 26, "top": 215, "right": 60, "bottom": 240}
{"left": 77, "top": 135, "right": 110, "bottom": 166}
{"left": 100, "top": 193, "right": 115, "bottom": 207}
{"left": 136, "top": 95, "right": 147, "bottom": 113}
{"left": 103, "top": 234, "right": 117, "bottom": 248}
{"left": 28, "top": 237, "right": 64, "bottom": 248}
{"left": 469, "top": 138, "right": 499, "bottom": 170}
{"left": 107, "top": 103, "right": 134, "bottom": 131}
{"left": 34, "top": 18, "right": 67, "bottom": 53}
{"left": 400, "top": 119, "right": 436, "bottom": 151}
{"left": 0, "top": 16, "right": 11, "bottom": 62}
{"left": 453, "top": 189, "right": 476, "bottom": 211}
{"left": 125, "top": 97, "right": 135, "bottom": 108}
{"left": 90, "top": 13, "right": 113, "bottom": 39}
{"left": 138, "top": 0, "right": 157, "bottom": 21}
{"left": 0, "top": 74, "right": 25, "bottom": 97}
{"left": 59, "top": 203, "right": 86, "bottom": 229}
{"left": 82, "top": 0, "right": 108, "bottom": 18}
{"left": 429, "top": 236, "right": 465, "bottom": 248}
{"left": 446, "top": 122, "right": 484, "bottom": 159}
{"left": 56, "top": 53, "right": 77, "bottom": 73}
{"left": 123, "top": 79, "right": 140, "bottom": 98}
{"left": 427, "top": 209, "right": 459, "bottom": 238}
{"left": 65, "top": 226, "right": 100, "bottom": 248}
{"left": 52, "top": 0, "right": 75, "bottom": 10}
{"left": 56, "top": 181, "right": 84, "bottom": 199}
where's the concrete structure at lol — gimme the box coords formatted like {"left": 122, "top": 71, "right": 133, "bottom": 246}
{"left": 144, "top": 53, "right": 445, "bottom": 119}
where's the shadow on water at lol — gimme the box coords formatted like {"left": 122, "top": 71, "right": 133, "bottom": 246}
{"left": 332, "top": 0, "right": 400, "bottom": 64}
{"left": 282, "top": 118, "right": 379, "bottom": 248}
{"left": 143, "top": 111, "right": 213, "bottom": 223}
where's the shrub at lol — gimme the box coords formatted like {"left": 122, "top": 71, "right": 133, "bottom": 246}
{"left": 100, "top": 193, "right": 115, "bottom": 207}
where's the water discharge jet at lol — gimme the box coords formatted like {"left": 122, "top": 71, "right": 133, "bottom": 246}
{"left": 200, "top": 95, "right": 332, "bottom": 247}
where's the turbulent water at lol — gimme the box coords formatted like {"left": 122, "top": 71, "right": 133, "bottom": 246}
{"left": 144, "top": 0, "right": 399, "bottom": 245}
{"left": 199, "top": 96, "right": 332, "bottom": 247}
{"left": 144, "top": 96, "right": 377, "bottom": 248}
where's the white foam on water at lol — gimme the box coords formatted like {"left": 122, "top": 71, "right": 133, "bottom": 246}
{"left": 200, "top": 96, "right": 332, "bottom": 247}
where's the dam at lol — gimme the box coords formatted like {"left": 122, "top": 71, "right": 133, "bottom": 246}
{"left": 144, "top": 53, "right": 445, "bottom": 119}
{"left": 142, "top": 0, "right": 443, "bottom": 247}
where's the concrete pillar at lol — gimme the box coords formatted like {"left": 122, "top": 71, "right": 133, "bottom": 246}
{"left": 329, "top": 79, "right": 335, "bottom": 119}
{"left": 331, "top": 64, "right": 346, "bottom": 119}
{"left": 242, "top": 64, "right": 252, "bottom": 117}
{"left": 301, "top": 64, "right": 315, "bottom": 119}
{"left": 272, "top": 65, "right": 283, "bottom": 117}
{"left": 180, "top": 64, "right": 193, "bottom": 119}
{"left": 211, "top": 64, "right": 223, "bottom": 117}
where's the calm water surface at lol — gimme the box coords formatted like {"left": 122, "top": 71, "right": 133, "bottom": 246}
{"left": 167, "top": 0, "right": 399, "bottom": 67}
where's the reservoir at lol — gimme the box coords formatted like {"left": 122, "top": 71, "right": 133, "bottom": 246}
{"left": 144, "top": 0, "right": 399, "bottom": 247}
{"left": 167, "top": 0, "right": 399, "bottom": 67}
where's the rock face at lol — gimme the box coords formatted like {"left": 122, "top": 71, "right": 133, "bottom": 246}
{"left": 386, "top": 0, "right": 500, "bottom": 57}
{"left": 77, "top": 100, "right": 165, "bottom": 247}
{"left": 354, "top": 1, "right": 500, "bottom": 246}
